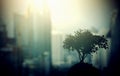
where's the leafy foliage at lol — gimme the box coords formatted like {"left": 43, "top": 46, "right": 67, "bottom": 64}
{"left": 63, "top": 30, "right": 108, "bottom": 62}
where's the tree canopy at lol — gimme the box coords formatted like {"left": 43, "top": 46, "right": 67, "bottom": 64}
{"left": 63, "top": 30, "right": 108, "bottom": 63}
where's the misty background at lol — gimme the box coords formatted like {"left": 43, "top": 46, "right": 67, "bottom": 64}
{"left": 0, "top": 0, "right": 116, "bottom": 76}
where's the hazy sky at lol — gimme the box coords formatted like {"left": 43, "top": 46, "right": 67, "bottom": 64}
{"left": 49, "top": 0, "right": 112, "bottom": 34}
{"left": 2, "top": 0, "right": 113, "bottom": 37}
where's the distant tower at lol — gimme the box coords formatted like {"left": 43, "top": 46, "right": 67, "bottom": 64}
{"left": 0, "top": 24, "right": 7, "bottom": 48}
{"left": 14, "top": 10, "right": 37, "bottom": 60}
{"left": 0, "top": 0, "right": 7, "bottom": 47}
{"left": 52, "top": 31, "right": 64, "bottom": 65}
{"left": 14, "top": 0, "right": 52, "bottom": 75}
{"left": 32, "top": 1, "right": 52, "bottom": 75}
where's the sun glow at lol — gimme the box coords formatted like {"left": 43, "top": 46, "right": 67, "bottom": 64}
{"left": 25, "top": 0, "right": 110, "bottom": 34}
{"left": 27, "top": 0, "right": 82, "bottom": 33}
{"left": 27, "top": 0, "right": 46, "bottom": 12}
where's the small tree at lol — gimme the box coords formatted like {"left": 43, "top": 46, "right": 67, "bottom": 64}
{"left": 63, "top": 30, "right": 108, "bottom": 63}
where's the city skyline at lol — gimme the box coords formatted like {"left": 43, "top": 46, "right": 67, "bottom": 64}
{"left": 0, "top": 0, "right": 115, "bottom": 76}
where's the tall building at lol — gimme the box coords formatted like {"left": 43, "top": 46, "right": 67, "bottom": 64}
{"left": 0, "top": 0, "right": 5, "bottom": 44}
{"left": 14, "top": 0, "right": 52, "bottom": 75}
{"left": 52, "top": 31, "right": 64, "bottom": 65}
{"left": 14, "top": 13, "right": 33, "bottom": 58}
{"left": 90, "top": 39, "right": 111, "bottom": 69}
{"left": 32, "top": 3, "right": 52, "bottom": 75}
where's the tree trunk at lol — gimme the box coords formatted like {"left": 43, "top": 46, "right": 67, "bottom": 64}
{"left": 76, "top": 50, "right": 86, "bottom": 63}
{"left": 80, "top": 53, "right": 85, "bottom": 63}
{"left": 76, "top": 50, "right": 82, "bottom": 62}
{"left": 80, "top": 58, "right": 84, "bottom": 63}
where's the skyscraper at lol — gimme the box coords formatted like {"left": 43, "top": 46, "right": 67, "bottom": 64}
{"left": 52, "top": 31, "right": 64, "bottom": 65}
{"left": 14, "top": 0, "right": 52, "bottom": 75}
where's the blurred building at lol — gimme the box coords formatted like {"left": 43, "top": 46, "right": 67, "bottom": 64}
{"left": 108, "top": 2, "right": 120, "bottom": 73}
{"left": 91, "top": 37, "right": 111, "bottom": 69}
{"left": 89, "top": 28, "right": 111, "bottom": 69}
{"left": 14, "top": 12, "right": 33, "bottom": 58}
{"left": 13, "top": 1, "right": 52, "bottom": 75}
{"left": 52, "top": 31, "right": 64, "bottom": 65}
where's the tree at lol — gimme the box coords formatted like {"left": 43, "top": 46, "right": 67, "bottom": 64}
{"left": 63, "top": 29, "right": 108, "bottom": 63}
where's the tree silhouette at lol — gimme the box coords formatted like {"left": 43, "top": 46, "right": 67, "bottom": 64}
{"left": 63, "top": 29, "right": 108, "bottom": 63}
